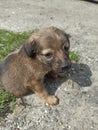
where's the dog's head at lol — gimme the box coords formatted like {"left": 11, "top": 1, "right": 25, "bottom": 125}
{"left": 24, "top": 27, "right": 71, "bottom": 74}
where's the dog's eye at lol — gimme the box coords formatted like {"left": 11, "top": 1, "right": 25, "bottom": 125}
{"left": 63, "top": 45, "right": 69, "bottom": 51}
{"left": 44, "top": 52, "right": 53, "bottom": 58}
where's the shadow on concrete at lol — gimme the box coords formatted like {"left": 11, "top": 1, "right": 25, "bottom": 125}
{"left": 81, "top": 0, "right": 98, "bottom": 4}
{"left": 68, "top": 63, "right": 92, "bottom": 87}
{"left": 45, "top": 63, "right": 92, "bottom": 95}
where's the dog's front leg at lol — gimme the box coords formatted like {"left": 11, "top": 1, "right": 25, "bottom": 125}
{"left": 30, "top": 81, "right": 59, "bottom": 105}
{"left": 49, "top": 71, "right": 65, "bottom": 78}
{"left": 48, "top": 71, "right": 59, "bottom": 78}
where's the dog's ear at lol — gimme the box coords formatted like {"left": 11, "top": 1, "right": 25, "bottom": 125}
{"left": 64, "top": 33, "right": 71, "bottom": 44}
{"left": 66, "top": 33, "right": 71, "bottom": 38}
{"left": 24, "top": 37, "right": 38, "bottom": 57}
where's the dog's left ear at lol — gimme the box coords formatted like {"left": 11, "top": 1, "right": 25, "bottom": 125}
{"left": 64, "top": 32, "right": 71, "bottom": 39}
{"left": 64, "top": 33, "right": 71, "bottom": 45}
{"left": 24, "top": 37, "right": 38, "bottom": 57}
{"left": 66, "top": 33, "right": 71, "bottom": 38}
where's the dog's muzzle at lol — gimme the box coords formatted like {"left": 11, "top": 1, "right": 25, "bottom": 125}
{"left": 57, "top": 62, "right": 71, "bottom": 73}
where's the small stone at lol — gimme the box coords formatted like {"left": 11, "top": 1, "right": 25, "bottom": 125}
{"left": 44, "top": 110, "right": 48, "bottom": 113}
{"left": 12, "top": 11, "right": 15, "bottom": 14}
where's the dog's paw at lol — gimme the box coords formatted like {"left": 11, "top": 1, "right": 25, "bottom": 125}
{"left": 48, "top": 71, "right": 59, "bottom": 78}
{"left": 47, "top": 95, "right": 59, "bottom": 105}
{"left": 58, "top": 73, "right": 66, "bottom": 78}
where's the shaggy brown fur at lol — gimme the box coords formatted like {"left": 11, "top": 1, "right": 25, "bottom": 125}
{"left": 0, "top": 27, "right": 71, "bottom": 105}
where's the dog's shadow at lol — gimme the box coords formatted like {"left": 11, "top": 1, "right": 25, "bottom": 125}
{"left": 81, "top": 0, "right": 98, "bottom": 4}
{"left": 45, "top": 63, "right": 92, "bottom": 95}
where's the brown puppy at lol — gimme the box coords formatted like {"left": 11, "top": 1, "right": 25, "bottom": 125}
{"left": 0, "top": 27, "right": 71, "bottom": 105}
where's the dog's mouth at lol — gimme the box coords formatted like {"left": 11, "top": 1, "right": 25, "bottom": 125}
{"left": 55, "top": 65, "right": 71, "bottom": 74}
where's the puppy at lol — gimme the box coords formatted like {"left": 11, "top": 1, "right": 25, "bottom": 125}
{"left": 0, "top": 27, "right": 71, "bottom": 105}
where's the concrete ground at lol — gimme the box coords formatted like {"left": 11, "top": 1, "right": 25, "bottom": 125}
{"left": 0, "top": 0, "right": 98, "bottom": 130}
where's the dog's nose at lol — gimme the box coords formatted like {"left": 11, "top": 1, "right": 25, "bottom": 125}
{"left": 61, "top": 62, "right": 71, "bottom": 71}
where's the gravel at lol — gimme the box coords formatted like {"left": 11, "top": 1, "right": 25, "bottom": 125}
{"left": 0, "top": 0, "right": 98, "bottom": 130}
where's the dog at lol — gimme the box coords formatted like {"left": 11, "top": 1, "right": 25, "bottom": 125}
{"left": 0, "top": 27, "right": 71, "bottom": 105}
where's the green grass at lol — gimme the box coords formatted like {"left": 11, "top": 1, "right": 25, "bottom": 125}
{"left": 0, "top": 29, "right": 79, "bottom": 116}
{"left": 0, "top": 29, "right": 32, "bottom": 62}
{"left": 0, "top": 90, "right": 16, "bottom": 115}
{"left": 69, "top": 51, "right": 79, "bottom": 62}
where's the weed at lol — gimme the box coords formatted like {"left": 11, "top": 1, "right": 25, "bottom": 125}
{"left": 69, "top": 51, "right": 79, "bottom": 62}
{"left": 0, "top": 29, "right": 32, "bottom": 61}
{"left": 0, "top": 90, "right": 16, "bottom": 116}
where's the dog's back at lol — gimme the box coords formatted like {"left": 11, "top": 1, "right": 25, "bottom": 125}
{"left": 0, "top": 52, "right": 20, "bottom": 92}
{"left": 0, "top": 52, "right": 14, "bottom": 76}
{"left": 0, "top": 53, "right": 16, "bottom": 85}
{"left": 0, "top": 59, "right": 6, "bottom": 81}
{"left": 0, "top": 49, "right": 34, "bottom": 97}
